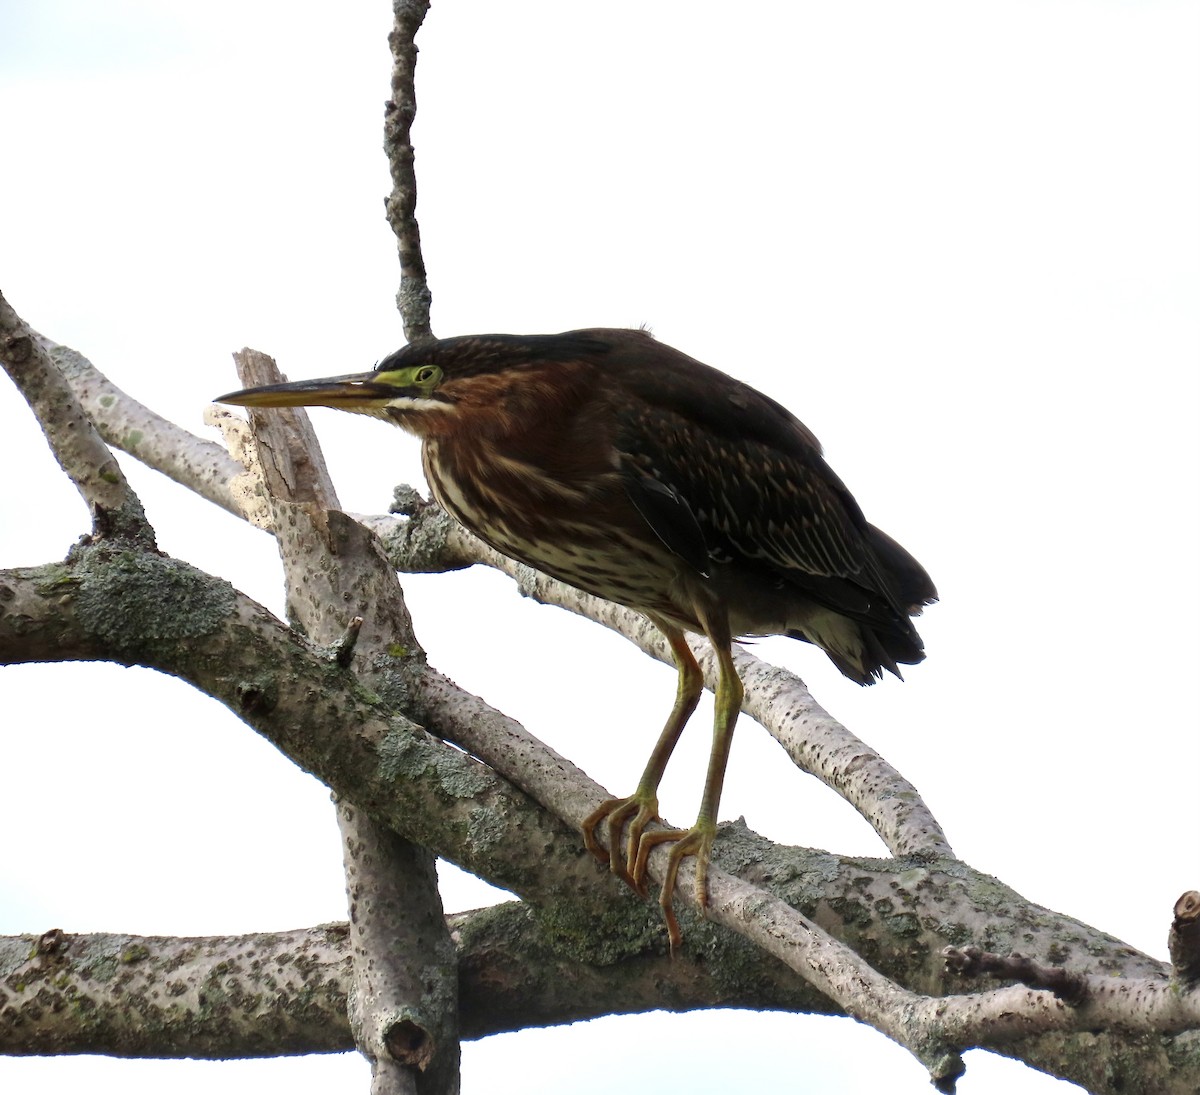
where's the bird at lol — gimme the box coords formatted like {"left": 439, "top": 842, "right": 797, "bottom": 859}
{"left": 217, "top": 327, "right": 936, "bottom": 948}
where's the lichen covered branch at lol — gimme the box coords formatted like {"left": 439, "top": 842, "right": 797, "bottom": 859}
{"left": 0, "top": 554, "right": 597, "bottom": 910}
{"left": 2, "top": 855, "right": 1191, "bottom": 1091}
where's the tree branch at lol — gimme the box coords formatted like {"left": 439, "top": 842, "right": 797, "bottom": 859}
{"left": 231, "top": 348, "right": 458, "bottom": 1094}
{"left": 42, "top": 336, "right": 249, "bottom": 521}
{"left": 17, "top": 545, "right": 1191, "bottom": 1091}
{"left": 0, "top": 293, "right": 153, "bottom": 545}
{"left": 384, "top": 0, "right": 433, "bottom": 342}
{"left": 0, "top": 924, "right": 352, "bottom": 1057}
{"left": 0, "top": 556, "right": 602, "bottom": 911}
{"left": 3, "top": 867, "right": 1192, "bottom": 1093}
{"left": 0, "top": 901, "right": 820, "bottom": 1059}
{"left": 339, "top": 805, "right": 456, "bottom": 1094}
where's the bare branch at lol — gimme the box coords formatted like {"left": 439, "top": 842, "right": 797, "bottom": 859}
{"left": 339, "top": 802, "right": 457, "bottom": 1095}
{"left": 0, "top": 925, "right": 351, "bottom": 1057}
{"left": 40, "top": 337, "right": 248, "bottom": 520}
{"left": 232, "top": 348, "right": 342, "bottom": 508}
{"left": 933, "top": 962, "right": 1200, "bottom": 1041}
{"left": 3, "top": 872, "right": 1191, "bottom": 1092}
{"left": 0, "top": 903, "right": 820, "bottom": 1059}
{"left": 0, "top": 294, "right": 153, "bottom": 545}
{"left": 230, "top": 347, "right": 459, "bottom": 1093}
{"left": 385, "top": 0, "right": 433, "bottom": 342}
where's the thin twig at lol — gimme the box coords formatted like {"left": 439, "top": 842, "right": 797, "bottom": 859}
{"left": 385, "top": 0, "right": 434, "bottom": 342}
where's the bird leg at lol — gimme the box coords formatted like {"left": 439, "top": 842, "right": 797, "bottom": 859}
{"left": 582, "top": 620, "right": 744, "bottom": 951}
{"left": 581, "top": 625, "right": 702, "bottom": 893}
{"left": 633, "top": 636, "right": 742, "bottom": 950}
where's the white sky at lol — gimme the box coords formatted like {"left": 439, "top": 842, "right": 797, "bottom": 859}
{"left": 1, "top": 2, "right": 1197, "bottom": 1093}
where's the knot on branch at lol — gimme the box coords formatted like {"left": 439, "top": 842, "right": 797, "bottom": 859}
{"left": 383, "top": 1017, "right": 433, "bottom": 1071}
{"left": 383, "top": 97, "right": 416, "bottom": 126}
{"left": 389, "top": 485, "right": 431, "bottom": 518}
{"left": 34, "top": 928, "right": 67, "bottom": 959}
{"left": 236, "top": 678, "right": 278, "bottom": 716}
{"left": 89, "top": 498, "right": 157, "bottom": 549}
{"left": 1169, "top": 889, "right": 1200, "bottom": 984}
{"left": 942, "top": 945, "right": 1088, "bottom": 1007}
{"left": 332, "top": 616, "right": 364, "bottom": 668}
{"left": 3, "top": 333, "right": 33, "bottom": 364}
{"left": 928, "top": 1052, "right": 966, "bottom": 1095}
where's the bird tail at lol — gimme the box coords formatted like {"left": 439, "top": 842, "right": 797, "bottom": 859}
{"left": 865, "top": 524, "right": 938, "bottom": 613}
{"left": 787, "top": 610, "right": 925, "bottom": 686}
{"left": 783, "top": 526, "right": 934, "bottom": 686}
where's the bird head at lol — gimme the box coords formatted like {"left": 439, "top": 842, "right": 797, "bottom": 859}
{"left": 215, "top": 331, "right": 617, "bottom": 436}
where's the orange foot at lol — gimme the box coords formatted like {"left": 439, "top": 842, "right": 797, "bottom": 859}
{"left": 582, "top": 793, "right": 658, "bottom": 893}
{"left": 582, "top": 798, "right": 716, "bottom": 952}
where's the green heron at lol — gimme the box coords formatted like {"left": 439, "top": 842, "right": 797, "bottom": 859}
{"left": 218, "top": 328, "right": 935, "bottom": 947}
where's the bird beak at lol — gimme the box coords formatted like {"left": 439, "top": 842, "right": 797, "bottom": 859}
{"left": 214, "top": 372, "right": 397, "bottom": 411}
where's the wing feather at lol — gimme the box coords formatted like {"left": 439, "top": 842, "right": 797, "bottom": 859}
{"left": 608, "top": 340, "right": 930, "bottom": 619}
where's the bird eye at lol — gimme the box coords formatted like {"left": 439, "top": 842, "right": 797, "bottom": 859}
{"left": 414, "top": 365, "right": 441, "bottom": 385}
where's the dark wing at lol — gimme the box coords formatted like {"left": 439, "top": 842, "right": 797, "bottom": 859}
{"left": 607, "top": 333, "right": 935, "bottom": 618}
{"left": 623, "top": 472, "right": 712, "bottom": 577}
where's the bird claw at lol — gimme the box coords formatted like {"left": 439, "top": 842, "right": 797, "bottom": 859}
{"left": 636, "top": 822, "right": 714, "bottom": 953}
{"left": 580, "top": 799, "right": 617, "bottom": 864}
{"left": 582, "top": 794, "right": 659, "bottom": 894}
{"left": 581, "top": 798, "right": 716, "bottom": 952}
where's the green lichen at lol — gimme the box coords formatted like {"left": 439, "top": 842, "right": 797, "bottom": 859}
{"left": 376, "top": 722, "right": 490, "bottom": 801}
{"left": 369, "top": 664, "right": 412, "bottom": 709}
{"left": 84, "top": 955, "right": 119, "bottom": 982}
{"left": 73, "top": 548, "right": 235, "bottom": 658}
{"left": 897, "top": 867, "right": 930, "bottom": 890}
{"left": 879, "top": 911, "right": 922, "bottom": 938}
{"left": 1046, "top": 941, "right": 1071, "bottom": 966}
{"left": 531, "top": 889, "right": 659, "bottom": 966}
{"left": 34, "top": 563, "right": 78, "bottom": 595}
{"left": 463, "top": 803, "right": 506, "bottom": 856}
